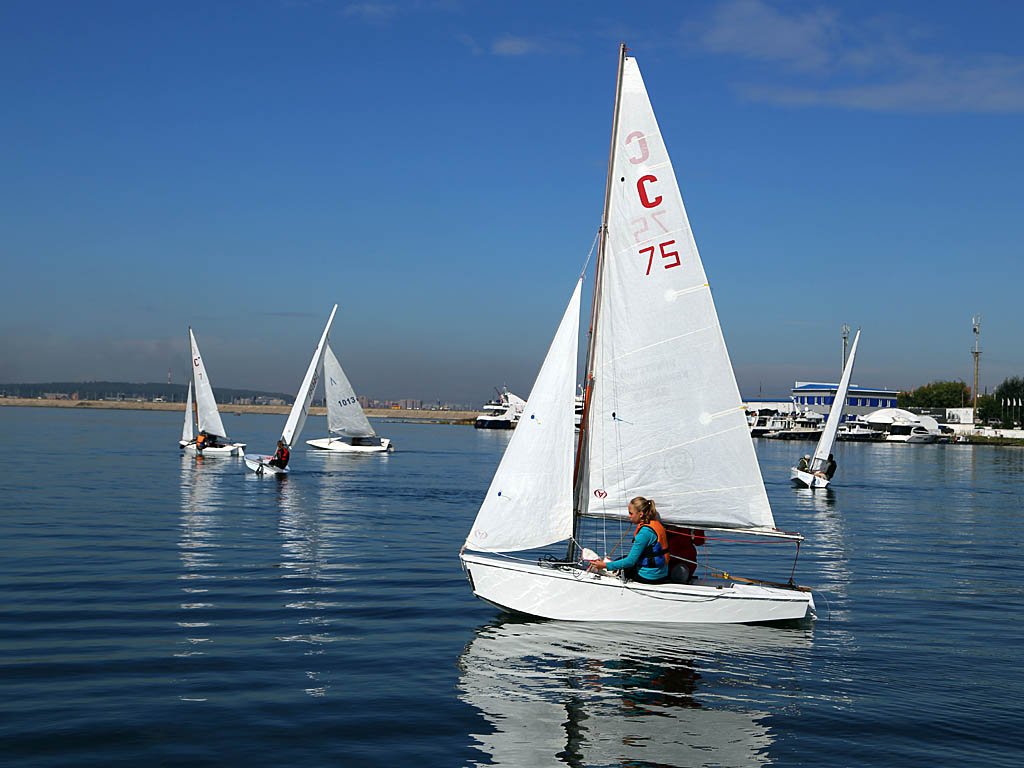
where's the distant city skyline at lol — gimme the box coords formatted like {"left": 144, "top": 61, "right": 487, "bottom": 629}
{"left": 2, "top": 1, "right": 1021, "bottom": 402}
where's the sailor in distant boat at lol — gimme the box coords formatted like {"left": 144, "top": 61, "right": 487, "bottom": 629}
{"left": 269, "top": 440, "right": 290, "bottom": 469}
{"left": 815, "top": 454, "right": 837, "bottom": 480}
{"left": 587, "top": 497, "right": 670, "bottom": 584}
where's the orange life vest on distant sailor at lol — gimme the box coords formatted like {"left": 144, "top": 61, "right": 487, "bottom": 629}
{"left": 635, "top": 520, "right": 669, "bottom": 569}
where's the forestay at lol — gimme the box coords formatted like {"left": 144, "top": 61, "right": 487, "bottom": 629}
{"left": 583, "top": 57, "right": 774, "bottom": 532}
{"left": 324, "top": 344, "right": 375, "bottom": 438}
{"left": 812, "top": 329, "right": 861, "bottom": 470}
{"left": 466, "top": 279, "right": 582, "bottom": 552}
{"left": 190, "top": 328, "right": 228, "bottom": 439}
{"left": 182, "top": 382, "right": 194, "bottom": 443}
{"left": 281, "top": 305, "right": 338, "bottom": 447}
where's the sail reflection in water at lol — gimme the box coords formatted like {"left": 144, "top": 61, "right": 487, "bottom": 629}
{"left": 176, "top": 455, "right": 225, "bottom": 661}
{"left": 458, "top": 620, "right": 819, "bottom": 767}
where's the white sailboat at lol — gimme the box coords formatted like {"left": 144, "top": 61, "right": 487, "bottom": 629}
{"left": 790, "top": 330, "right": 861, "bottom": 488}
{"left": 306, "top": 343, "right": 393, "bottom": 453}
{"left": 180, "top": 328, "right": 246, "bottom": 456}
{"left": 460, "top": 45, "right": 814, "bottom": 624}
{"left": 245, "top": 305, "right": 338, "bottom": 475}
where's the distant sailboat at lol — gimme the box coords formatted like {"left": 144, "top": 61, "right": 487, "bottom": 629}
{"left": 306, "top": 343, "right": 392, "bottom": 453}
{"left": 245, "top": 305, "right": 337, "bottom": 475}
{"left": 790, "top": 329, "right": 861, "bottom": 489}
{"left": 180, "top": 328, "right": 246, "bottom": 456}
{"left": 459, "top": 45, "right": 814, "bottom": 623}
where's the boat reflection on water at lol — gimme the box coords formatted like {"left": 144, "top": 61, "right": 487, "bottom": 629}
{"left": 458, "top": 619, "right": 814, "bottom": 767}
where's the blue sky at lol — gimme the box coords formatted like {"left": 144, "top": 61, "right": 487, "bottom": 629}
{"left": 2, "top": 0, "right": 1022, "bottom": 403}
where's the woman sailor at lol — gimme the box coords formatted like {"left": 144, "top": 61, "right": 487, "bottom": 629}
{"left": 587, "top": 496, "right": 670, "bottom": 584}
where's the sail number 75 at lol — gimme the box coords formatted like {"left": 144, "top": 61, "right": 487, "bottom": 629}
{"left": 639, "top": 240, "right": 680, "bottom": 275}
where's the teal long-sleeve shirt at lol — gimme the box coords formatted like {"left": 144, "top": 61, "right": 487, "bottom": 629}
{"left": 605, "top": 526, "right": 668, "bottom": 581}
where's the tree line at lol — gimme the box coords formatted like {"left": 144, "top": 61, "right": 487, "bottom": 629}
{"left": 0, "top": 381, "right": 292, "bottom": 403}
{"left": 898, "top": 377, "right": 1024, "bottom": 426}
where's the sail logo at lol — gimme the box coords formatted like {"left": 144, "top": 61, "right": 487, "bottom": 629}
{"left": 637, "top": 175, "right": 662, "bottom": 208}
{"left": 625, "top": 131, "right": 649, "bottom": 164}
{"left": 593, "top": 489, "right": 608, "bottom": 499}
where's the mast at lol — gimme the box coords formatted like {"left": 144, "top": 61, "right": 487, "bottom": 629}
{"left": 569, "top": 43, "right": 628, "bottom": 557}
{"left": 188, "top": 327, "right": 198, "bottom": 438}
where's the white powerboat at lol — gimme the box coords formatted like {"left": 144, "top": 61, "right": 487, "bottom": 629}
{"left": 473, "top": 389, "right": 526, "bottom": 429}
{"left": 887, "top": 422, "right": 938, "bottom": 443}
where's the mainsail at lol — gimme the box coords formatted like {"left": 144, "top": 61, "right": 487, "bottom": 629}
{"left": 189, "top": 328, "right": 228, "bottom": 439}
{"left": 281, "top": 304, "right": 338, "bottom": 447}
{"left": 324, "top": 344, "right": 375, "bottom": 438}
{"left": 466, "top": 278, "right": 582, "bottom": 552}
{"left": 182, "top": 381, "right": 194, "bottom": 443}
{"left": 582, "top": 56, "right": 774, "bottom": 531}
{"left": 811, "top": 329, "right": 861, "bottom": 471}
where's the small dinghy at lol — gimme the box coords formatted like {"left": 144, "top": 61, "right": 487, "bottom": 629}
{"left": 246, "top": 305, "right": 337, "bottom": 475}
{"left": 179, "top": 328, "right": 246, "bottom": 456}
{"left": 790, "top": 330, "right": 860, "bottom": 489}
{"left": 306, "top": 344, "right": 392, "bottom": 453}
{"left": 460, "top": 45, "right": 814, "bottom": 624}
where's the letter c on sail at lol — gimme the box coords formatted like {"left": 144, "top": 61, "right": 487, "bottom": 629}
{"left": 193, "top": 357, "right": 200, "bottom": 367}
{"left": 625, "top": 131, "right": 649, "bottom": 164}
{"left": 637, "top": 175, "right": 662, "bottom": 208}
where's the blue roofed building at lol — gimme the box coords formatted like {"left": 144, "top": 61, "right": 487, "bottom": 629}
{"left": 791, "top": 381, "right": 901, "bottom": 421}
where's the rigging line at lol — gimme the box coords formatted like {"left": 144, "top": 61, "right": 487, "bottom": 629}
{"left": 596, "top": 324, "right": 717, "bottom": 368}
{"left": 579, "top": 227, "right": 600, "bottom": 277}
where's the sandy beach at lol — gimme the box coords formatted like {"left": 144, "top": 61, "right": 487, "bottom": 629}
{"left": 0, "top": 397, "right": 478, "bottom": 424}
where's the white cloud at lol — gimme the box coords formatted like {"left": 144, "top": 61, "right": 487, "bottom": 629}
{"left": 689, "top": 0, "right": 1024, "bottom": 113}
{"left": 700, "top": 0, "right": 840, "bottom": 72}
{"left": 491, "top": 35, "right": 543, "bottom": 56}
{"left": 344, "top": 2, "right": 398, "bottom": 22}
{"left": 456, "top": 32, "right": 482, "bottom": 56}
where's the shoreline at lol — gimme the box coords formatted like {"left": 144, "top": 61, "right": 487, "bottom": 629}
{"left": 0, "top": 397, "right": 478, "bottom": 425}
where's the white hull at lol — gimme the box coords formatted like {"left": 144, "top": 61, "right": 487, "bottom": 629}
{"left": 244, "top": 455, "right": 289, "bottom": 475}
{"left": 306, "top": 436, "right": 393, "bottom": 453}
{"left": 179, "top": 441, "right": 245, "bottom": 456}
{"left": 789, "top": 467, "right": 829, "bottom": 489}
{"left": 886, "top": 433, "right": 938, "bottom": 443}
{"left": 461, "top": 553, "right": 814, "bottom": 624}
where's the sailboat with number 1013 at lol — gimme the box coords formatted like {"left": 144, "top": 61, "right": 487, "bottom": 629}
{"left": 459, "top": 44, "right": 814, "bottom": 624}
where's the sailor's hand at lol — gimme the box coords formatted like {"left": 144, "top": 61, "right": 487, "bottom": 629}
{"left": 587, "top": 559, "right": 607, "bottom": 571}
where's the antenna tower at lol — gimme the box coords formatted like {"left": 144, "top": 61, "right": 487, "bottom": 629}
{"left": 167, "top": 368, "right": 172, "bottom": 385}
{"left": 971, "top": 315, "right": 981, "bottom": 424}
{"left": 841, "top": 324, "right": 850, "bottom": 369}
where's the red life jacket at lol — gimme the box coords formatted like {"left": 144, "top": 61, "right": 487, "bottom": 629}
{"left": 274, "top": 445, "right": 290, "bottom": 464}
{"left": 635, "top": 520, "right": 669, "bottom": 569}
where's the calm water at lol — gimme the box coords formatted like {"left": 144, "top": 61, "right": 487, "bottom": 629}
{"left": 1, "top": 406, "right": 1022, "bottom": 767}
